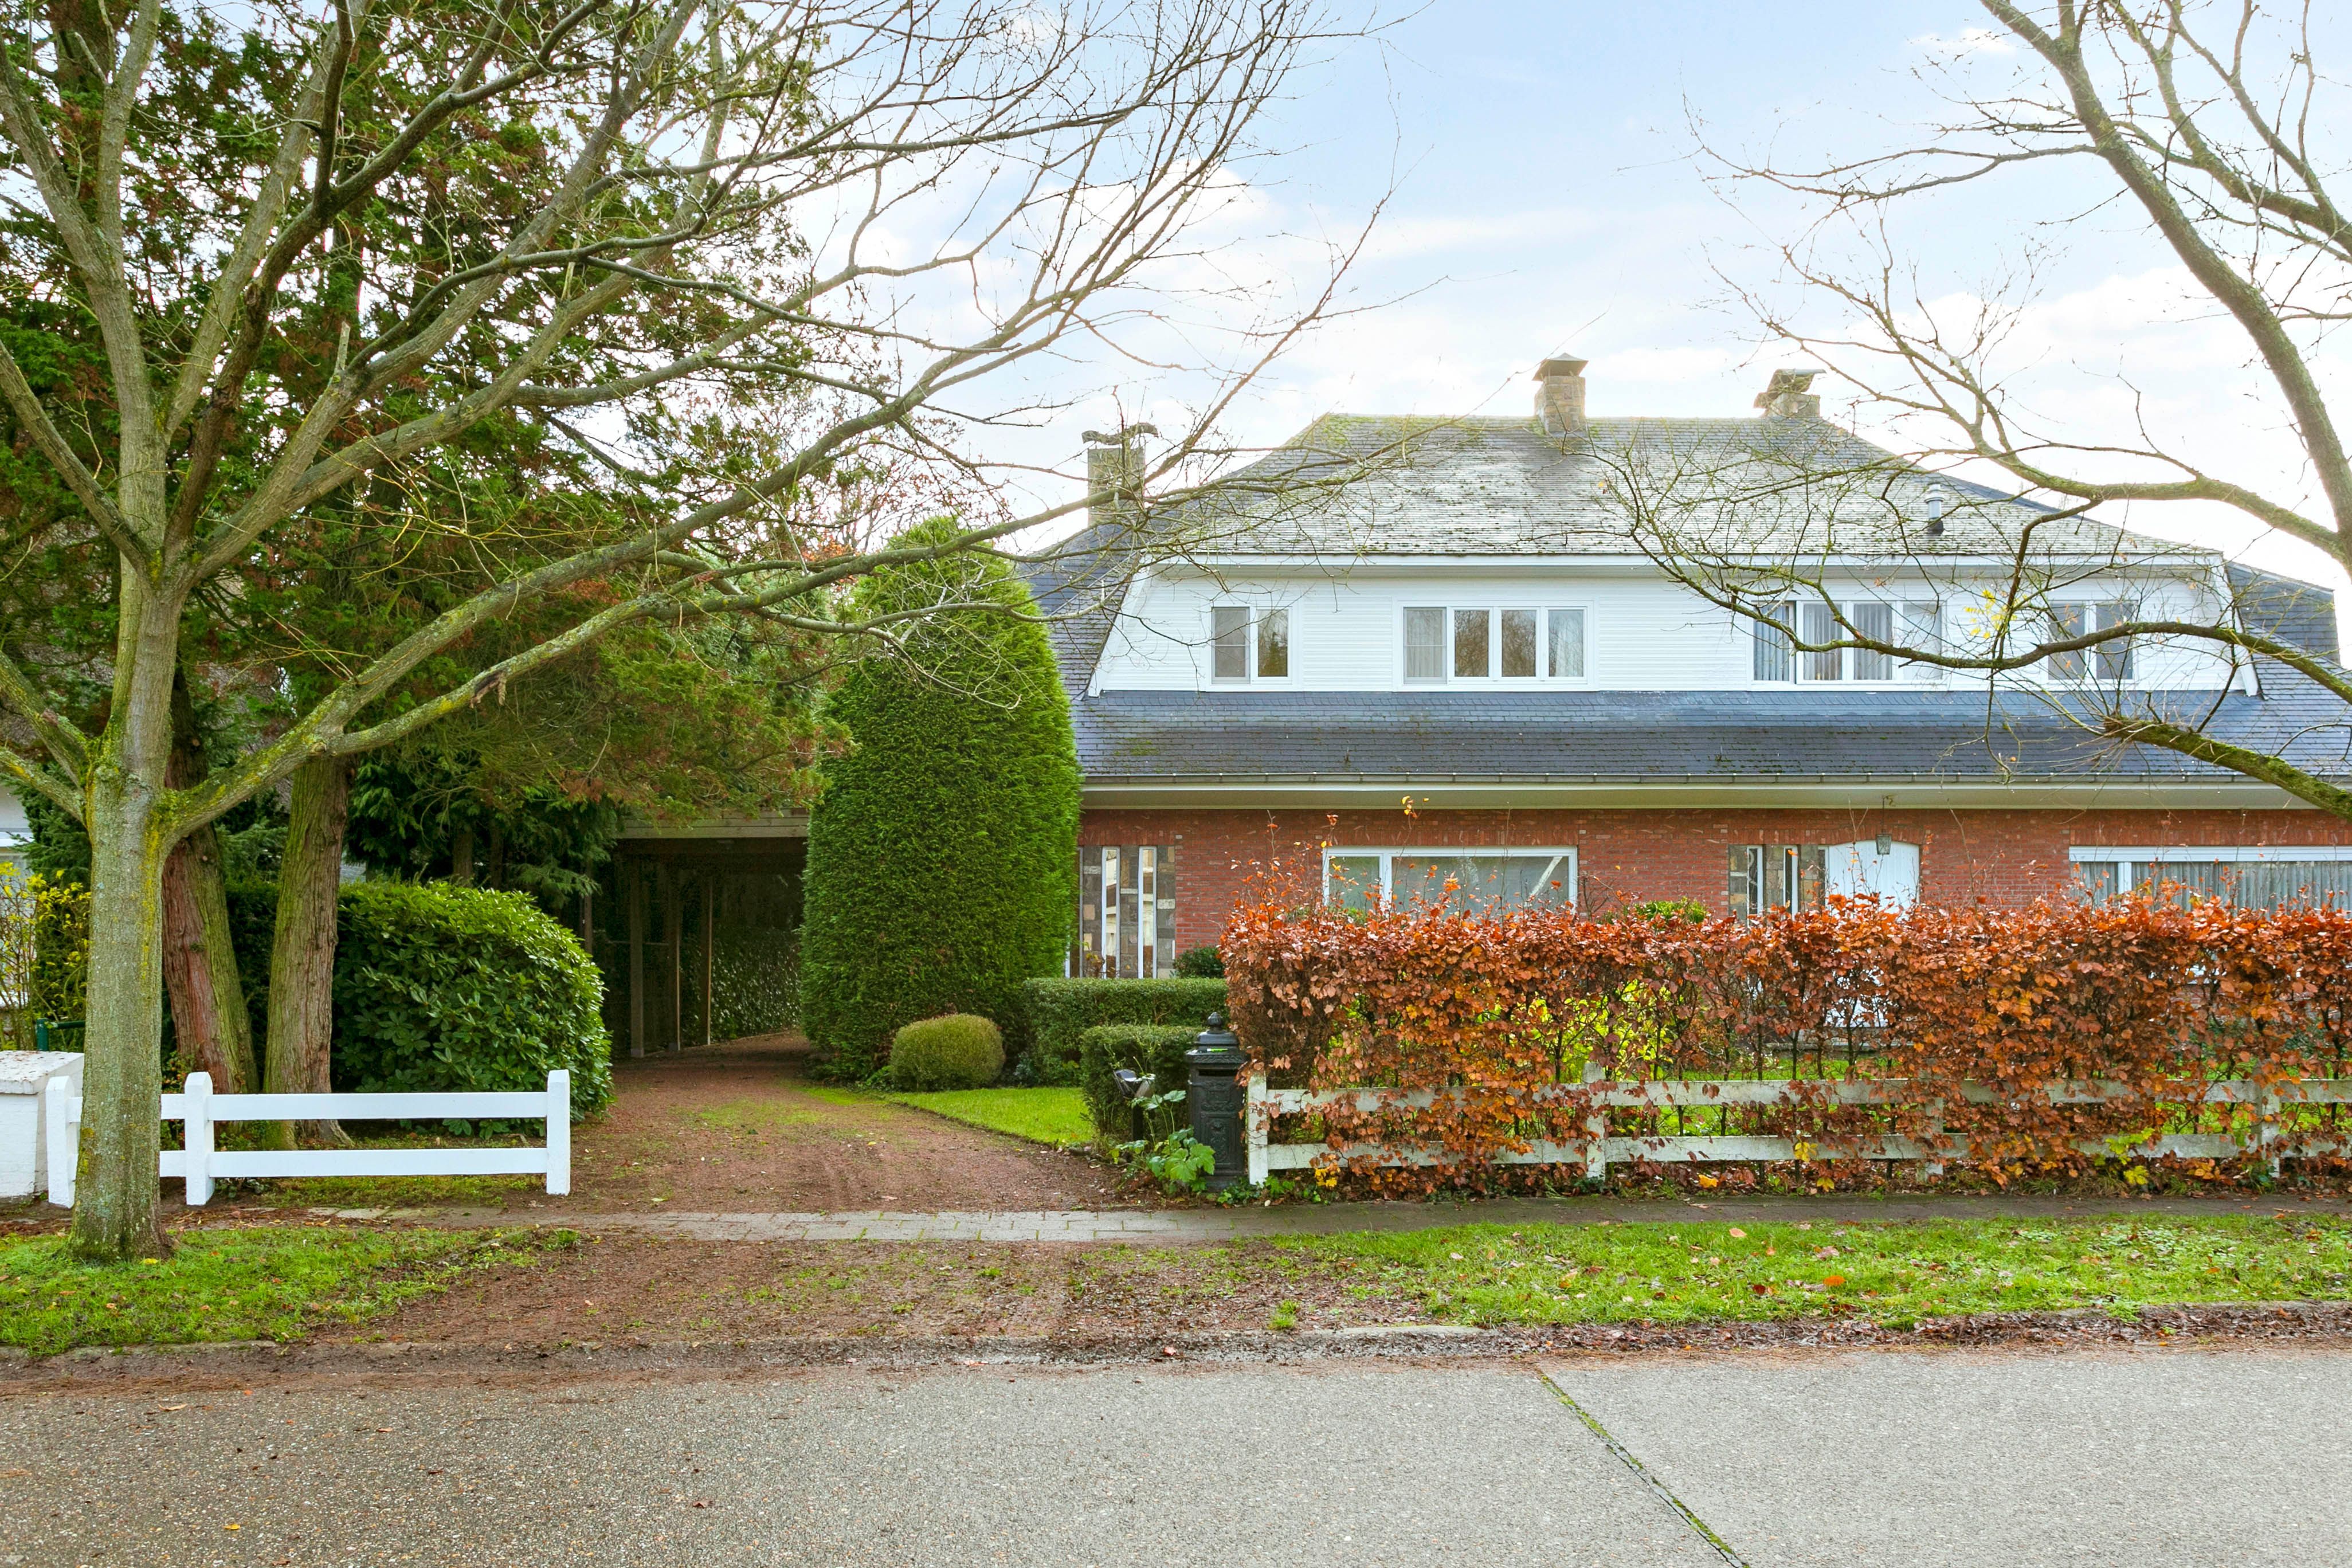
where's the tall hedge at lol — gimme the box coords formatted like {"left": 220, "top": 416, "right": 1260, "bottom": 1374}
{"left": 798, "top": 520, "right": 1081, "bottom": 1078}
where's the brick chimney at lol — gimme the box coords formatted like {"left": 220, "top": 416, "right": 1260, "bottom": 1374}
{"left": 1083, "top": 424, "right": 1155, "bottom": 526}
{"left": 1532, "top": 356, "right": 1587, "bottom": 436}
{"left": 1755, "top": 369, "right": 1821, "bottom": 420}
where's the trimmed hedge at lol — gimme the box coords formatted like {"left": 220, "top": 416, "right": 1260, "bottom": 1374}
{"left": 889, "top": 1013, "right": 1006, "bottom": 1091}
{"left": 798, "top": 519, "right": 1081, "bottom": 1078}
{"left": 1021, "top": 976, "right": 1227, "bottom": 1085}
{"left": 1174, "top": 945, "right": 1224, "bottom": 978}
{"left": 331, "top": 880, "right": 613, "bottom": 1121}
{"left": 1079, "top": 1024, "right": 1199, "bottom": 1139}
{"left": 712, "top": 927, "right": 799, "bottom": 1039}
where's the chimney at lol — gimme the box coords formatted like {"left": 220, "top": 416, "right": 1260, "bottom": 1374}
{"left": 1755, "top": 369, "right": 1821, "bottom": 420}
{"left": 1532, "top": 356, "right": 1587, "bottom": 436}
{"left": 1082, "top": 424, "right": 1155, "bottom": 526}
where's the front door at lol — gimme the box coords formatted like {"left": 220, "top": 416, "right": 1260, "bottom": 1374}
{"left": 1824, "top": 840, "right": 1921, "bottom": 907}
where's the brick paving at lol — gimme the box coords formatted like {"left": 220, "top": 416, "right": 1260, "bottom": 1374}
{"left": 315, "top": 1191, "right": 2352, "bottom": 1242}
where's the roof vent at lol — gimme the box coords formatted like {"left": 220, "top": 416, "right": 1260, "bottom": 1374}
{"left": 1924, "top": 483, "right": 1950, "bottom": 538}
{"left": 1532, "top": 356, "right": 1588, "bottom": 436}
{"left": 1755, "top": 369, "right": 1821, "bottom": 420}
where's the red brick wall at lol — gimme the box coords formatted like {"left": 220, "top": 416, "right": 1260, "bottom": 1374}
{"left": 1080, "top": 805, "right": 2352, "bottom": 952}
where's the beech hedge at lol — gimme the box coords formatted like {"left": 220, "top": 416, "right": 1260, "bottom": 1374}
{"left": 1224, "top": 893, "right": 2352, "bottom": 1194}
{"left": 1019, "top": 977, "right": 1226, "bottom": 1085}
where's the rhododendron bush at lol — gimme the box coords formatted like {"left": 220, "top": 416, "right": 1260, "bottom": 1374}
{"left": 1221, "top": 894, "right": 2352, "bottom": 1194}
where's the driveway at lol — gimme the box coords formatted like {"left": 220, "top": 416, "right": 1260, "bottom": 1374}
{"left": 3, "top": 1346, "right": 2346, "bottom": 1566}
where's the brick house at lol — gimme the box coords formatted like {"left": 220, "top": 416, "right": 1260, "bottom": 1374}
{"left": 1031, "top": 359, "right": 2352, "bottom": 975}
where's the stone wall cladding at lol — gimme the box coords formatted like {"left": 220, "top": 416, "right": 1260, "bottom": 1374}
{"left": 1081, "top": 805, "right": 2352, "bottom": 952}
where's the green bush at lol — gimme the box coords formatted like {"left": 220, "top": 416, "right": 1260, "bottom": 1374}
{"left": 331, "top": 880, "right": 613, "bottom": 1121}
{"left": 1174, "top": 945, "right": 1225, "bottom": 978}
{"left": 798, "top": 519, "right": 1081, "bottom": 1079}
{"left": 1022, "top": 976, "right": 1227, "bottom": 1086}
{"left": 888, "top": 1013, "right": 1005, "bottom": 1091}
{"left": 712, "top": 927, "right": 799, "bottom": 1039}
{"left": 1079, "top": 1023, "right": 1200, "bottom": 1138}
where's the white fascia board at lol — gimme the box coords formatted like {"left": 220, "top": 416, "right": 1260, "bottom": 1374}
{"left": 2069, "top": 843, "right": 2352, "bottom": 862}
{"left": 1157, "top": 550, "right": 2224, "bottom": 576}
{"left": 1080, "top": 777, "right": 2309, "bottom": 812}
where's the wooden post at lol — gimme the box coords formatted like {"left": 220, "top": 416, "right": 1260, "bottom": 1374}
{"left": 182, "top": 1071, "right": 214, "bottom": 1208}
{"left": 700, "top": 871, "right": 716, "bottom": 1046}
{"left": 626, "top": 859, "right": 646, "bottom": 1060}
{"left": 662, "top": 859, "right": 682, "bottom": 1052}
{"left": 545, "top": 1069, "right": 572, "bottom": 1196}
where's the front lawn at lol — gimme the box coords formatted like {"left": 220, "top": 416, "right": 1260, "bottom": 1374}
{"left": 0, "top": 1225, "right": 570, "bottom": 1356}
{"left": 885, "top": 1086, "right": 1094, "bottom": 1147}
{"left": 1285, "top": 1214, "right": 2352, "bottom": 1326}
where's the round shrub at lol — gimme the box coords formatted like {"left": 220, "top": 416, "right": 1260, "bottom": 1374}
{"left": 330, "top": 880, "right": 613, "bottom": 1120}
{"left": 799, "top": 518, "right": 1080, "bottom": 1077}
{"left": 1174, "top": 945, "right": 1225, "bottom": 978}
{"left": 888, "top": 1013, "right": 1005, "bottom": 1091}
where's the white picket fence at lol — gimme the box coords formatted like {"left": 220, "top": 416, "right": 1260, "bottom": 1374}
{"left": 45, "top": 1069, "right": 571, "bottom": 1207}
{"left": 1242, "top": 1070, "right": 2352, "bottom": 1186}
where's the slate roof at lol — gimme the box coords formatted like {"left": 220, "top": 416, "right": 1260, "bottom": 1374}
{"left": 1024, "top": 407, "right": 2350, "bottom": 794}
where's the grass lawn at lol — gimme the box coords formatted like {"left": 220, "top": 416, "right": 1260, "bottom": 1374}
{"left": 885, "top": 1087, "right": 1095, "bottom": 1147}
{"left": 1284, "top": 1214, "right": 2352, "bottom": 1327}
{"left": 0, "top": 1225, "right": 571, "bottom": 1356}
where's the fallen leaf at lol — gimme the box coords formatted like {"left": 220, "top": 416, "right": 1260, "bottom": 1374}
{"left": 1727, "top": 1227, "right": 1747, "bottom": 1239}
{"left": 1824, "top": 1275, "right": 1847, "bottom": 1288}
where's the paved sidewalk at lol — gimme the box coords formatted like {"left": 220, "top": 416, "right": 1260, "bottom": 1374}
{"left": 311, "top": 1191, "right": 2352, "bottom": 1241}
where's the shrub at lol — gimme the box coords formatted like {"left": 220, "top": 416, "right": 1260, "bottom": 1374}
{"left": 1224, "top": 893, "right": 2352, "bottom": 1195}
{"left": 1020, "top": 976, "right": 1228, "bottom": 1085}
{"left": 331, "top": 881, "right": 613, "bottom": 1121}
{"left": 888, "top": 1013, "right": 1005, "bottom": 1091}
{"left": 798, "top": 519, "right": 1081, "bottom": 1079}
{"left": 1079, "top": 1024, "right": 1201, "bottom": 1138}
{"left": 712, "top": 927, "right": 799, "bottom": 1039}
{"left": 1174, "top": 944, "right": 1225, "bottom": 978}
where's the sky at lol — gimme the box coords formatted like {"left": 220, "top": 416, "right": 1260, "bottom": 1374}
{"left": 1021, "top": 0, "right": 2352, "bottom": 611}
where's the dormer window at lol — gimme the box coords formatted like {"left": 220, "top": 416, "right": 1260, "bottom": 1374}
{"left": 1211, "top": 604, "right": 1288, "bottom": 682}
{"left": 1402, "top": 605, "right": 1586, "bottom": 685}
{"left": 1753, "top": 599, "right": 1941, "bottom": 684}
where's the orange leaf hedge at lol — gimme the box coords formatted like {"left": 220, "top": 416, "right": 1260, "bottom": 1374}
{"left": 1221, "top": 893, "right": 2352, "bottom": 1194}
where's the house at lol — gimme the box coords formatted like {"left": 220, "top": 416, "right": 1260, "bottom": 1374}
{"left": 1031, "top": 357, "right": 2352, "bottom": 975}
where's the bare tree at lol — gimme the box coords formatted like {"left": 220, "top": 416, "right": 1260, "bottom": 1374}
{"left": 1612, "top": 1, "right": 2352, "bottom": 807}
{"left": 0, "top": 0, "right": 1379, "bottom": 1259}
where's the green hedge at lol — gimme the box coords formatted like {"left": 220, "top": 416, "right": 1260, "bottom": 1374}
{"left": 331, "top": 881, "right": 613, "bottom": 1122}
{"left": 712, "top": 927, "right": 799, "bottom": 1040}
{"left": 1020, "top": 976, "right": 1226, "bottom": 1086}
{"left": 1078, "top": 1024, "right": 1199, "bottom": 1139}
{"left": 890, "top": 1013, "right": 1006, "bottom": 1091}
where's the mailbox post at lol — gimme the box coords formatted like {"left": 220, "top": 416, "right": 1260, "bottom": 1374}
{"left": 1184, "top": 1013, "right": 1248, "bottom": 1190}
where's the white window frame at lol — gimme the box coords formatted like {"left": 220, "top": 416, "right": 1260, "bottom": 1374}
{"left": 2069, "top": 844, "right": 2352, "bottom": 902}
{"left": 1750, "top": 598, "right": 1942, "bottom": 688}
{"left": 2043, "top": 601, "right": 2138, "bottom": 687}
{"left": 1320, "top": 845, "right": 1579, "bottom": 911}
{"left": 1394, "top": 605, "right": 1591, "bottom": 688}
{"left": 1207, "top": 602, "right": 1291, "bottom": 685}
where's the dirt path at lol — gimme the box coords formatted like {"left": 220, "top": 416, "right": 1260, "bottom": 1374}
{"left": 540, "top": 1033, "right": 1133, "bottom": 1214}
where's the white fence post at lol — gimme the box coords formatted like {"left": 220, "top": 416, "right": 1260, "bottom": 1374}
{"left": 44, "top": 1076, "right": 76, "bottom": 1208}
{"left": 1244, "top": 1069, "right": 1268, "bottom": 1188}
{"left": 182, "top": 1071, "right": 214, "bottom": 1207}
{"left": 1581, "top": 1057, "right": 1609, "bottom": 1185}
{"left": 544, "top": 1069, "right": 571, "bottom": 1195}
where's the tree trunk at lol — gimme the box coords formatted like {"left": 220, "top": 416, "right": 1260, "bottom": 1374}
{"left": 68, "top": 585, "right": 180, "bottom": 1261}
{"left": 263, "top": 756, "right": 351, "bottom": 1148}
{"left": 159, "top": 681, "right": 255, "bottom": 1093}
{"left": 448, "top": 824, "right": 475, "bottom": 886}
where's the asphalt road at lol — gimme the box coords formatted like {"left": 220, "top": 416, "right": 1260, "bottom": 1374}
{"left": 2, "top": 1346, "right": 2346, "bottom": 1567}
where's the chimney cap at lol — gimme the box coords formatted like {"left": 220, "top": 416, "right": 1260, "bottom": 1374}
{"left": 1754, "top": 369, "right": 1820, "bottom": 408}
{"left": 1082, "top": 423, "right": 1158, "bottom": 445}
{"left": 1533, "top": 356, "right": 1588, "bottom": 381}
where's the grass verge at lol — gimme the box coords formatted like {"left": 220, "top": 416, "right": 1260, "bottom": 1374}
{"left": 885, "top": 1087, "right": 1094, "bottom": 1147}
{"left": 0, "top": 1225, "right": 573, "bottom": 1356}
{"left": 1284, "top": 1214, "right": 2352, "bottom": 1326}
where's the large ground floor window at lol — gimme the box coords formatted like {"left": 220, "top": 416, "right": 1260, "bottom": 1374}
{"left": 1324, "top": 847, "right": 1577, "bottom": 916}
{"left": 2071, "top": 845, "right": 2352, "bottom": 908}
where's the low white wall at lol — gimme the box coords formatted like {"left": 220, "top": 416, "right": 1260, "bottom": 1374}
{"left": 0, "top": 1050, "right": 83, "bottom": 1199}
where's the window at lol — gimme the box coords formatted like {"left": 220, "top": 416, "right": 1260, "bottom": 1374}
{"left": 1400, "top": 607, "right": 1588, "bottom": 684}
{"left": 2045, "top": 602, "right": 2087, "bottom": 682}
{"left": 1324, "top": 847, "right": 1577, "bottom": 915}
{"left": 2094, "top": 602, "right": 2134, "bottom": 682}
{"left": 2071, "top": 845, "right": 2352, "bottom": 910}
{"left": 2045, "top": 602, "right": 2137, "bottom": 684}
{"left": 1754, "top": 599, "right": 1930, "bottom": 684}
{"left": 1548, "top": 606, "right": 1586, "bottom": 677}
{"left": 1077, "top": 845, "right": 1178, "bottom": 975}
{"left": 1728, "top": 844, "right": 1824, "bottom": 918}
{"left": 1404, "top": 606, "right": 1445, "bottom": 683}
{"left": 1209, "top": 605, "right": 1288, "bottom": 683}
